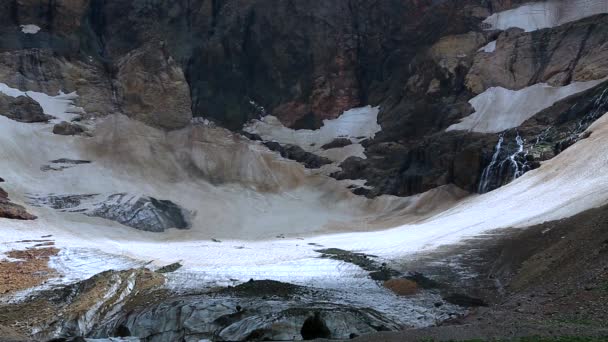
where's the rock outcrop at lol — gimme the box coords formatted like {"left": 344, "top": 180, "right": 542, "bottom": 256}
{"left": 0, "top": 0, "right": 607, "bottom": 198}
{"left": 53, "top": 121, "right": 87, "bottom": 135}
{"left": 0, "top": 92, "right": 49, "bottom": 123}
{"left": 1, "top": 274, "right": 401, "bottom": 341}
{"left": 116, "top": 43, "right": 193, "bottom": 130}
{"left": 0, "top": 185, "right": 36, "bottom": 220}
{"left": 466, "top": 15, "right": 608, "bottom": 94}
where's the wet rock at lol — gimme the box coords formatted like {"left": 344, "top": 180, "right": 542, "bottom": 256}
{"left": 220, "top": 279, "right": 304, "bottom": 299}
{"left": 369, "top": 269, "right": 393, "bottom": 281}
{"left": 317, "top": 248, "right": 401, "bottom": 281}
{"left": 0, "top": 93, "right": 50, "bottom": 123}
{"left": 97, "top": 299, "right": 400, "bottom": 341}
{"left": 28, "top": 194, "right": 97, "bottom": 210}
{"left": 405, "top": 272, "right": 442, "bottom": 290}
{"left": 87, "top": 194, "right": 190, "bottom": 232}
{"left": 0, "top": 269, "right": 166, "bottom": 340}
{"left": 263, "top": 142, "right": 332, "bottom": 169}
{"left": 155, "top": 262, "right": 183, "bottom": 274}
{"left": 50, "top": 159, "right": 91, "bottom": 165}
{"left": 28, "top": 193, "right": 190, "bottom": 232}
{"left": 321, "top": 138, "right": 353, "bottom": 150}
{"left": 443, "top": 294, "right": 488, "bottom": 307}
{"left": 52, "top": 121, "right": 87, "bottom": 136}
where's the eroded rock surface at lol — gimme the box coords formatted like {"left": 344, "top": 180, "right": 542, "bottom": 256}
{"left": 0, "top": 92, "right": 49, "bottom": 123}
{"left": 1, "top": 273, "right": 402, "bottom": 342}
{"left": 0, "top": 184, "right": 36, "bottom": 220}
{"left": 28, "top": 193, "right": 191, "bottom": 232}
{"left": 467, "top": 15, "right": 608, "bottom": 94}
{"left": 0, "top": 1, "right": 607, "bottom": 197}
{"left": 53, "top": 121, "right": 87, "bottom": 135}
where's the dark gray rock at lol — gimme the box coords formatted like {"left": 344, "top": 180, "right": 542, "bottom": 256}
{"left": 52, "top": 121, "right": 87, "bottom": 136}
{"left": 321, "top": 138, "right": 353, "bottom": 150}
{"left": 0, "top": 93, "right": 50, "bottom": 123}
{"left": 263, "top": 142, "right": 332, "bottom": 169}
{"left": 28, "top": 193, "right": 191, "bottom": 232}
{"left": 87, "top": 194, "right": 191, "bottom": 232}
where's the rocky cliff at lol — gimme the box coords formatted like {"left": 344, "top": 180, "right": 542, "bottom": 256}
{"left": 2, "top": 0, "right": 607, "bottom": 198}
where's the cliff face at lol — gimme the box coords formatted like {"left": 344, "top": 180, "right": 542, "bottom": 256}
{"left": 1, "top": 0, "right": 608, "bottom": 196}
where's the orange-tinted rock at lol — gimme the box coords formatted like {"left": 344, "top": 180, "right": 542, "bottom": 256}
{"left": 384, "top": 279, "right": 419, "bottom": 296}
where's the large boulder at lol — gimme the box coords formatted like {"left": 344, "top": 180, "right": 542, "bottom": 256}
{"left": 52, "top": 121, "right": 87, "bottom": 135}
{"left": 116, "top": 42, "right": 193, "bottom": 130}
{"left": 0, "top": 186, "right": 36, "bottom": 220}
{"left": 0, "top": 93, "right": 50, "bottom": 123}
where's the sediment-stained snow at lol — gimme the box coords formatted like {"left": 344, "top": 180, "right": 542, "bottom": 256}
{"left": 483, "top": 0, "right": 608, "bottom": 32}
{"left": 244, "top": 106, "right": 381, "bottom": 163}
{"left": 447, "top": 79, "right": 605, "bottom": 133}
{"left": 3, "top": 83, "right": 608, "bottom": 327}
{"left": 20, "top": 24, "right": 41, "bottom": 34}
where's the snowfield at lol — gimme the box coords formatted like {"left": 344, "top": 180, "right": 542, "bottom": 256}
{"left": 2, "top": 79, "right": 608, "bottom": 325}
{"left": 447, "top": 79, "right": 605, "bottom": 133}
{"left": 244, "top": 106, "right": 381, "bottom": 167}
{"left": 483, "top": 0, "right": 608, "bottom": 32}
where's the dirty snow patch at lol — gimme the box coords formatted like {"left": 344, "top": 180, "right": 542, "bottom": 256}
{"left": 483, "top": 0, "right": 608, "bottom": 32}
{"left": 447, "top": 79, "right": 606, "bottom": 133}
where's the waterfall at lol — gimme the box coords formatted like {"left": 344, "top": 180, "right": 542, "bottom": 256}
{"left": 477, "top": 134, "right": 504, "bottom": 194}
{"left": 578, "top": 87, "right": 608, "bottom": 131}
{"left": 478, "top": 133, "right": 529, "bottom": 194}
{"left": 477, "top": 85, "right": 608, "bottom": 195}
{"left": 505, "top": 133, "right": 527, "bottom": 179}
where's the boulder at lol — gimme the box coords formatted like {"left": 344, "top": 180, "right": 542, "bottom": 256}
{"left": 0, "top": 186, "right": 36, "bottom": 220}
{"left": 0, "top": 93, "right": 50, "bottom": 123}
{"left": 116, "top": 42, "right": 193, "bottom": 130}
{"left": 52, "top": 121, "right": 87, "bottom": 135}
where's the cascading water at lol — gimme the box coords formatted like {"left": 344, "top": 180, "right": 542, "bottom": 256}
{"left": 477, "top": 134, "right": 504, "bottom": 194}
{"left": 503, "top": 133, "right": 528, "bottom": 179}
{"left": 478, "top": 132, "right": 530, "bottom": 194}
{"left": 478, "top": 84, "right": 608, "bottom": 194}
{"left": 577, "top": 87, "right": 608, "bottom": 131}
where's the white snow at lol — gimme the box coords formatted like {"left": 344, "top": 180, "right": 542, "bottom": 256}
{"left": 0, "top": 82, "right": 83, "bottom": 122}
{"left": 447, "top": 79, "right": 605, "bottom": 133}
{"left": 483, "top": 0, "right": 608, "bottom": 32}
{"left": 478, "top": 40, "right": 496, "bottom": 53}
{"left": 312, "top": 111, "right": 608, "bottom": 257}
{"left": 244, "top": 106, "right": 381, "bottom": 163}
{"left": 20, "top": 24, "right": 41, "bottom": 34}
{"left": 3, "top": 84, "right": 608, "bottom": 326}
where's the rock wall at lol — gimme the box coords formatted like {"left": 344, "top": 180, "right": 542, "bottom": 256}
{"left": 0, "top": 0, "right": 607, "bottom": 197}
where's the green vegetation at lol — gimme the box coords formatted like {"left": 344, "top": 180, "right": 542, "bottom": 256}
{"left": 420, "top": 337, "right": 608, "bottom": 342}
